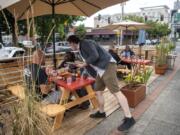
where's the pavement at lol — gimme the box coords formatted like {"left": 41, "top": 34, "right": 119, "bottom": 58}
{"left": 85, "top": 42, "right": 180, "bottom": 135}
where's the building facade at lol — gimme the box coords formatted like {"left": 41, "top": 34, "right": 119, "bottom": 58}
{"left": 140, "top": 5, "right": 169, "bottom": 23}
{"left": 94, "top": 5, "right": 170, "bottom": 28}
{"left": 171, "top": 0, "right": 180, "bottom": 39}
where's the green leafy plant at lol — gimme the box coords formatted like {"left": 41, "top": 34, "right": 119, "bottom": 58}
{"left": 167, "top": 41, "right": 176, "bottom": 53}
{"left": 155, "top": 42, "right": 168, "bottom": 67}
{"left": 124, "top": 67, "right": 153, "bottom": 88}
{"left": 75, "top": 24, "right": 86, "bottom": 40}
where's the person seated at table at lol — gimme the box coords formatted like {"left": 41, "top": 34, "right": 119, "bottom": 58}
{"left": 108, "top": 46, "right": 131, "bottom": 70}
{"left": 24, "top": 49, "right": 61, "bottom": 104}
{"left": 58, "top": 51, "right": 76, "bottom": 71}
{"left": 120, "top": 45, "right": 135, "bottom": 58}
{"left": 108, "top": 45, "right": 121, "bottom": 64}
{"left": 58, "top": 51, "right": 91, "bottom": 109}
{"left": 120, "top": 45, "right": 135, "bottom": 69}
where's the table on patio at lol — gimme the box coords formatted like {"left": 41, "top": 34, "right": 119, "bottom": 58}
{"left": 121, "top": 58, "right": 151, "bottom": 69}
{"left": 49, "top": 75, "right": 99, "bottom": 129}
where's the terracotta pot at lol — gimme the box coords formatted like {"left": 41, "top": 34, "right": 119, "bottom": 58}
{"left": 155, "top": 64, "right": 167, "bottom": 75}
{"left": 121, "top": 85, "right": 146, "bottom": 108}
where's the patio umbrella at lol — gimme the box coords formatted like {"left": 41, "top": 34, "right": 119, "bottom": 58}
{"left": 138, "top": 29, "right": 146, "bottom": 58}
{"left": 102, "top": 20, "right": 150, "bottom": 45}
{"left": 7, "top": 0, "right": 128, "bottom": 68}
{"left": 0, "top": 0, "right": 20, "bottom": 10}
{"left": 102, "top": 20, "right": 149, "bottom": 31}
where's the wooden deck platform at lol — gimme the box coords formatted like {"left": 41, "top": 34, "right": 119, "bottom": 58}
{"left": 54, "top": 89, "right": 119, "bottom": 135}
{"left": 54, "top": 71, "right": 158, "bottom": 135}
{"left": 0, "top": 52, "right": 158, "bottom": 135}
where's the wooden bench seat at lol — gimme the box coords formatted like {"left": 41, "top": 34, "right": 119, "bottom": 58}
{"left": 7, "top": 85, "right": 25, "bottom": 100}
{"left": 117, "top": 68, "right": 131, "bottom": 74}
{"left": 7, "top": 84, "right": 65, "bottom": 130}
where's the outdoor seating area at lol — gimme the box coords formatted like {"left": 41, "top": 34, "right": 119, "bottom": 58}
{"left": 0, "top": 48, "right": 156, "bottom": 133}
{"left": 0, "top": 0, "right": 179, "bottom": 135}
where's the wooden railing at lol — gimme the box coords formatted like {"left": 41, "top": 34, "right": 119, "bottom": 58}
{"left": 0, "top": 52, "right": 64, "bottom": 106}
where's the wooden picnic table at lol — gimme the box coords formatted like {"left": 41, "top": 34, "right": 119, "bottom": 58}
{"left": 122, "top": 58, "right": 151, "bottom": 65}
{"left": 121, "top": 58, "right": 151, "bottom": 70}
{"left": 49, "top": 76, "right": 99, "bottom": 129}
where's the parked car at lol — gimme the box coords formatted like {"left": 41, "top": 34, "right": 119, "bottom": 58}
{"left": 0, "top": 42, "right": 25, "bottom": 62}
{"left": 151, "top": 39, "right": 160, "bottom": 45}
{"left": 45, "top": 41, "right": 72, "bottom": 53}
{"left": 135, "top": 40, "right": 151, "bottom": 45}
{"left": 145, "top": 39, "right": 152, "bottom": 45}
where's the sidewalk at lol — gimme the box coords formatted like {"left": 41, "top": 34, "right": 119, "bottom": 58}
{"left": 85, "top": 44, "right": 180, "bottom": 135}
{"left": 128, "top": 70, "right": 180, "bottom": 135}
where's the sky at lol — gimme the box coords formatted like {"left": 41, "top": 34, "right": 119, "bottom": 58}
{"left": 76, "top": 0, "right": 177, "bottom": 27}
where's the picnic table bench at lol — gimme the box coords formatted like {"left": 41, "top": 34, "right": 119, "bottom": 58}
{"left": 7, "top": 77, "right": 98, "bottom": 131}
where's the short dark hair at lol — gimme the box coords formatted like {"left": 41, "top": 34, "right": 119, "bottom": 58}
{"left": 65, "top": 51, "right": 75, "bottom": 61}
{"left": 67, "top": 35, "right": 80, "bottom": 44}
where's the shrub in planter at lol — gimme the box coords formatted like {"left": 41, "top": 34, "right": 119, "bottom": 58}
{"left": 121, "top": 67, "right": 153, "bottom": 108}
{"left": 155, "top": 40, "right": 169, "bottom": 75}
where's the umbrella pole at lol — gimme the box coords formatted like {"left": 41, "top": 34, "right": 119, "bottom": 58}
{"left": 126, "top": 26, "right": 128, "bottom": 46}
{"left": 52, "top": 1, "right": 56, "bottom": 69}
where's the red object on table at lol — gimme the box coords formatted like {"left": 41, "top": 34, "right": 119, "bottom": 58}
{"left": 122, "top": 58, "right": 151, "bottom": 65}
{"left": 55, "top": 77, "right": 95, "bottom": 91}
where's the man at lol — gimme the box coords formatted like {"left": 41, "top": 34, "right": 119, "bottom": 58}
{"left": 24, "top": 49, "right": 60, "bottom": 104}
{"left": 67, "top": 35, "right": 135, "bottom": 131}
{"left": 120, "top": 45, "right": 135, "bottom": 58}
{"left": 120, "top": 45, "right": 135, "bottom": 69}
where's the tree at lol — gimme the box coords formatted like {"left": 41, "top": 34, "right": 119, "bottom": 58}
{"left": 146, "top": 20, "right": 171, "bottom": 38}
{"left": 16, "top": 15, "right": 84, "bottom": 47}
{"left": 57, "top": 24, "right": 65, "bottom": 40}
{"left": 124, "top": 15, "right": 144, "bottom": 23}
{"left": 75, "top": 24, "right": 86, "bottom": 40}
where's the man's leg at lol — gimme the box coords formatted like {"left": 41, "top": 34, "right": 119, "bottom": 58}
{"left": 103, "top": 63, "right": 135, "bottom": 131}
{"left": 89, "top": 75, "right": 106, "bottom": 118}
{"left": 113, "top": 91, "right": 131, "bottom": 118}
{"left": 96, "top": 91, "right": 105, "bottom": 113}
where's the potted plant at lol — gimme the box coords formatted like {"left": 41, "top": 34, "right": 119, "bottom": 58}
{"left": 121, "top": 67, "right": 153, "bottom": 108}
{"left": 166, "top": 41, "right": 177, "bottom": 70}
{"left": 155, "top": 41, "right": 169, "bottom": 75}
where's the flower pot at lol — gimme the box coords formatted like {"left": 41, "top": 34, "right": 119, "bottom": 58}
{"left": 155, "top": 64, "right": 167, "bottom": 75}
{"left": 121, "top": 85, "right": 146, "bottom": 108}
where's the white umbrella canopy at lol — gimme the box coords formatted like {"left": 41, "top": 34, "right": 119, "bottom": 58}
{"left": 102, "top": 20, "right": 150, "bottom": 46}
{"left": 7, "top": 0, "right": 128, "bottom": 68}
{"left": 7, "top": 0, "right": 128, "bottom": 20}
{"left": 0, "top": 0, "right": 20, "bottom": 10}
{"left": 102, "top": 20, "right": 150, "bottom": 31}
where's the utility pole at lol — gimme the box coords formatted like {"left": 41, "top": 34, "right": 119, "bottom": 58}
{"left": 120, "top": 2, "right": 125, "bottom": 46}
{"left": 121, "top": 3, "right": 124, "bottom": 21}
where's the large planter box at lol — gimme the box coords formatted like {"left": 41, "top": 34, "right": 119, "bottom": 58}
{"left": 155, "top": 64, "right": 167, "bottom": 75}
{"left": 121, "top": 85, "right": 146, "bottom": 108}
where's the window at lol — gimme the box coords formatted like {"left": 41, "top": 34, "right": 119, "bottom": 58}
{"left": 108, "top": 17, "right": 111, "bottom": 24}
{"left": 98, "top": 14, "right": 101, "bottom": 21}
{"left": 145, "top": 16, "right": 148, "bottom": 22}
{"left": 160, "top": 15, "right": 164, "bottom": 21}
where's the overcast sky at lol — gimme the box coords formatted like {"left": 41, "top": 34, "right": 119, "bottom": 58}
{"left": 76, "top": 0, "right": 177, "bottom": 27}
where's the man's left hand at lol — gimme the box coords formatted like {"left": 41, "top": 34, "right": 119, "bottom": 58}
{"left": 75, "top": 62, "right": 87, "bottom": 68}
